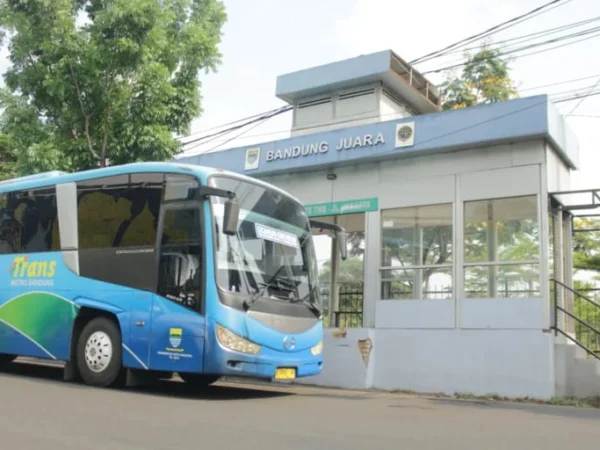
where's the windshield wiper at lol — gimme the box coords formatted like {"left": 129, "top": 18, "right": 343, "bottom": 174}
{"left": 291, "top": 285, "right": 322, "bottom": 317}
{"left": 243, "top": 265, "right": 288, "bottom": 311}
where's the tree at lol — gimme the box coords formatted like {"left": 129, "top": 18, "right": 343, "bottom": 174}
{"left": 440, "top": 43, "right": 519, "bottom": 110}
{"left": 0, "top": 0, "right": 226, "bottom": 174}
{"left": 573, "top": 218, "right": 600, "bottom": 272}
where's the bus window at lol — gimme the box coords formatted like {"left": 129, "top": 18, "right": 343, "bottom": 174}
{"left": 157, "top": 205, "right": 203, "bottom": 311}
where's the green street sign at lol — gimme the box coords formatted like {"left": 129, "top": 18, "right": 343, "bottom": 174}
{"left": 305, "top": 197, "right": 378, "bottom": 217}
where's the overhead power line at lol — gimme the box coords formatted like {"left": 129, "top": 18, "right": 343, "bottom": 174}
{"left": 176, "top": 105, "right": 292, "bottom": 142}
{"left": 179, "top": 105, "right": 292, "bottom": 148}
{"left": 409, "top": 0, "right": 573, "bottom": 65}
{"left": 179, "top": 106, "right": 291, "bottom": 155}
{"left": 421, "top": 25, "right": 600, "bottom": 75}
{"left": 553, "top": 91, "right": 600, "bottom": 103}
{"left": 433, "top": 15, "right": 600, "bottom": 59}
{"left": 565, "top": 75, "right": 600, "bottom": 116}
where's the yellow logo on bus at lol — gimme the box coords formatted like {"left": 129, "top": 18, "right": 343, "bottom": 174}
{"left": 9, "top": 256, "right": 57, "bottom": 287}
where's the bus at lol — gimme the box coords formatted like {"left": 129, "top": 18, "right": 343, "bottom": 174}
{"left": 0, "top": 162, "right": 347, "bottom": 388}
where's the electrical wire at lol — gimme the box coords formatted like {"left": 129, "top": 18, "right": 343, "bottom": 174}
{"left": 175, "top": 106, "right": 290, "bottom": 141}
{"left": 421, "top": 25, "right": 600, "bottom": 75}
{"left": 410, "top": 0, "right": 573, "bottom": 65}
{"left": 519, "top": 73, "right": 600, "bottom": 92}
{"left": 179, "top": 105, "right": 292, "bottom": 147}
{"left": 554, "top": 91, "right": 600, "bottom": 103}
{"left": 429, "top": 15, "right": 600, "bottom": 59}
{"left": 565, "top": 76, "right": 600, "bottom": 116}
{"left": 182, "top": 106, "right": 286, "bottom": 154}
{"left": 426, "top": 22, "right": 600, "bottom": 70}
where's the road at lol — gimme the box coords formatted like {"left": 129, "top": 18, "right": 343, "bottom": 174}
{"left": 1, "top": 361, "right": 600, "bottom": 449}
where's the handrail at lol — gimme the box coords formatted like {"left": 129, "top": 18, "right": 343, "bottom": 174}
{"left": 553, "top": 278, "right": 600, "bottom": 309}
{"left": 551, "top": 278, "right": 600, "bottom": 361}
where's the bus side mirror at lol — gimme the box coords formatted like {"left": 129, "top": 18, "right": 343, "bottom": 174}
{"left": 223, "top": 198, "right": 240, "bottom": 236}
{"left": 337, "top": 231, "right": 348, "bottom": 261}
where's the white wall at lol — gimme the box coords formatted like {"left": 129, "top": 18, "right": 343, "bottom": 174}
{"left": 295, "top": 328, "right": 555, "bottom": 399}
{"left": 373, "top": 329, "right": 554, "bottom": 398}
{"left": 546, "top": 143, "right": 572, "bottom": 193}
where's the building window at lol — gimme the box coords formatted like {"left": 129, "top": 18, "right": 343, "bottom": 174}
{"left": 380, "top": 203, "right": 453, "bottom": 300}
{"left": 463, "top": 195, "right": 540, "bottom": 298}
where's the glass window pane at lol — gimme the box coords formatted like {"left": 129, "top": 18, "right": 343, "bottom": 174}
{"left": 381, "top": 267, "right": 453, "bottom": 300}
{"left": 0, "top": 188, "right": 60, "bottom": 254}
{"left": 381, "top": 203, "right": 453, "bottom": 267}
{"left": 464, "top": 264, "right": 540, "bottom": 298}
{"left": 77, "top": 173, "right": 164, "bottom": 249}
{"left": 464, "top": 195, "right": 539, "bottom": 263}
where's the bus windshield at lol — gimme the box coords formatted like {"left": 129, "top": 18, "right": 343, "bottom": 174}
{"left": 209, "top": 175, "right": 319, "bottom": 310}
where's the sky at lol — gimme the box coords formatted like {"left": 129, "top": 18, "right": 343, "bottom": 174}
{"left": 179, "top": 0, "right": 600, "bottom": 193}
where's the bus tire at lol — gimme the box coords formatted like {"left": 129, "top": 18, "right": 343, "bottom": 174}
{"left": 76, "top": 317, "right": 123, "bottom": 388}
{"left": 0, "top": 354, "right": 16, "bottom": 367}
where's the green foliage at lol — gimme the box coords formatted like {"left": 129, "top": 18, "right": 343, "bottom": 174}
{"left": 573, "top": 218, "right": 600, "bottom": 272}
{"left": 440, "top": 43, "right": 519, "bottom": 110}
{"left": 0, "top": 0, "right": 226, "bottom": 175}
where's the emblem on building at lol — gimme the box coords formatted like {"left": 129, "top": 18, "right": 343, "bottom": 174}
{"left": 244, "top": 147, "right": 260, "bottom": 170}
{"left": 395, "top": 122, "right": 416, "bottom": 148}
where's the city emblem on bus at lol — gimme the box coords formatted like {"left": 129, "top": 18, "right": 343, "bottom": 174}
{"left": 169, "top": 328, "right": 182, "bottom": 348}
{"left": 282, "top": 335, "right": 296, "bottom": 351}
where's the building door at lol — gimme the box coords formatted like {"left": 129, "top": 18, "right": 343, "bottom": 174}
{"left": 149, "top": 203, "right": 206, "bottom": 373}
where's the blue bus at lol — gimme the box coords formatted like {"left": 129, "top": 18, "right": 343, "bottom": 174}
{"left": 0, "top": 162, "right": 347, "bottom": 388}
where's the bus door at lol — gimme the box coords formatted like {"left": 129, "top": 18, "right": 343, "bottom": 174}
{"left": 149, "top": 202, "right": 206, "bottom": 373}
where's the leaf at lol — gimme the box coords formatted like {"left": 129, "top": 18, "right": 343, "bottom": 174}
{"left": 441, "top": 43, "right": 519, "bottom": 110}
{"left": 0, "top": 0, "right": 227, "bottom": 175}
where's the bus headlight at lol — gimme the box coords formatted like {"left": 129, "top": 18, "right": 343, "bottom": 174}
{"left": 216, "top": 325, "right": 261, "bottom": 355}
{"left": 310, "top": 340, "right": 323, "bottom": 356}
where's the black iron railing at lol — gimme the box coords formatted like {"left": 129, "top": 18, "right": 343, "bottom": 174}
{"left": 320, "top": 282, "right": 363, "bottom": 328}
{"left": 552, "top": 278, "right": 600, "bottom": 360}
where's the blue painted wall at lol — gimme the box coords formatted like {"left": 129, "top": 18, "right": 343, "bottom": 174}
{"left": 177, "top": 94, "right": 579, "bottom": 177}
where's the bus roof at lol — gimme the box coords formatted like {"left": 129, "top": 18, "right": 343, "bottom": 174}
{"left": 0, "top": 162, "right": 219, "bottom": 193}
{"left": 0, "top": 162, "right": 305, "bottom": 206}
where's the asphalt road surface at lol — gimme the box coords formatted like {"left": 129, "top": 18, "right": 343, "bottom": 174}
{"left": 2, "top": 360, "right": 600, "bottom": 449}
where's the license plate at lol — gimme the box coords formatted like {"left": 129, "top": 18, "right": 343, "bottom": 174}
{"left": 274, "top": 368, "right": 296, "bottom": 380}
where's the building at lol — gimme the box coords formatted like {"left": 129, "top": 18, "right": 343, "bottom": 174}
{"left": 177, "top": 50, "right": 599, "bottom": 399}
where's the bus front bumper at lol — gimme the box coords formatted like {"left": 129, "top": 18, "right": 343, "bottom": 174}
{"left": 205, "top": 325, "right": 324, "bottom": 381}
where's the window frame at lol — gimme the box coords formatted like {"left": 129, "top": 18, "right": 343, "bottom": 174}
{"left": 379, "top": 202, "right": 455, "bottom": 301}
{"left": 461, "top": 194, "right": 542, "bottom": 299}
{"left": 155, "top": 200, "right": 206, "bottom": 315}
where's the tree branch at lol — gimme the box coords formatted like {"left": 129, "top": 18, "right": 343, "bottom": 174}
{"left": 68, "top": 63, "right": 99, "bottom": 161}
{"left": 100, "top": 106, "right": 111, "bottom": 167}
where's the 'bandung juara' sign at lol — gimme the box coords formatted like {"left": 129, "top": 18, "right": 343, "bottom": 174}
{"left": 265, "top": 132, "right": 385, "bottom": 163}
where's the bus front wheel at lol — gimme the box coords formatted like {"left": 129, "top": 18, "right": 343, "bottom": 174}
{"left": 76, "top": 317, "right": 123, "bottom": 388}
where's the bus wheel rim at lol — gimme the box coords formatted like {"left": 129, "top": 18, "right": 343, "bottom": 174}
{"left": 84, "top": 331, "right": 113, "bottom": 373}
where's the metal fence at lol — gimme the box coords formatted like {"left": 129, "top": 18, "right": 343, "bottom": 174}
{"left": 320, "top": 282, "right": 364, "bottom": 328}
